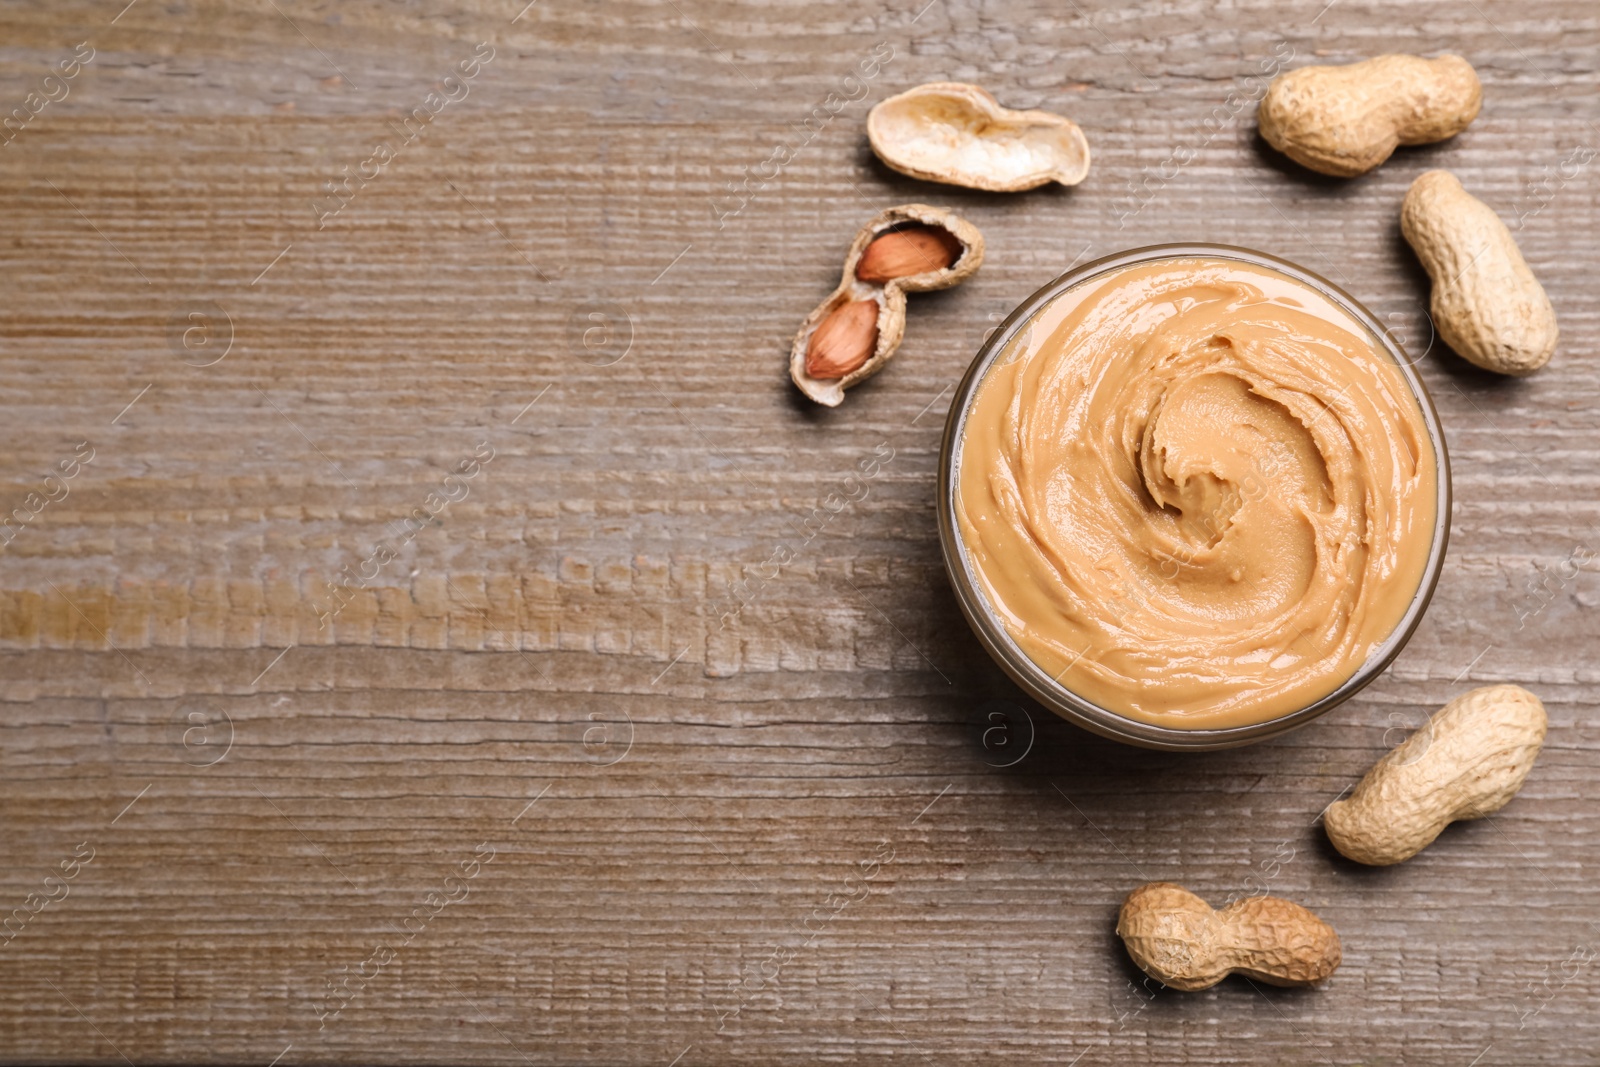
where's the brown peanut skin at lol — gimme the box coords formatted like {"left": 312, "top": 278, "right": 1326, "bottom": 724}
{"left": 1401, "top": 170, "right": 1559, "bottom": 375}
{"left": 1258, "top": 54, "right": 1480, "bottom": 177}
{"left": 856, "top": 227, "right": 962, "bottom": 284}
{"left": 1116, "top": 883, "right": 1342, "bottom": 991}
{"left": 805, "top": 299, "right": 880, "bottom": 379}
{"left": 1325, "top": 685, "right": 1547, "bottom": 866}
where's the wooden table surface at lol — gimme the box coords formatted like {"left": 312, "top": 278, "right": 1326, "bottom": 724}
{"left": 2, "top": 0, "right": 1597, "bottom": 1063}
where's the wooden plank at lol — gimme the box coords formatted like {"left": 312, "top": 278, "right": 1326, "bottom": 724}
{"left": 0, "top": 0, "right": 1597, "bottom": 1062}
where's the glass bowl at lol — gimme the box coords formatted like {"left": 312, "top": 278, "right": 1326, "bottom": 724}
{"left": 937, "top": 244, "right": 1452, "bottom": 751}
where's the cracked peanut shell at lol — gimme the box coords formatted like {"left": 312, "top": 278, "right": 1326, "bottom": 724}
{"left": 867, "top": 82, "right": 1090, "bottom": 192}
{"left": 790, "top": 203, "right": 983, "bottom": 408}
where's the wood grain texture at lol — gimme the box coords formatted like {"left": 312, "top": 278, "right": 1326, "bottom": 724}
{"left": 1, "top": 0, "right": 1597, "bottom": 1063}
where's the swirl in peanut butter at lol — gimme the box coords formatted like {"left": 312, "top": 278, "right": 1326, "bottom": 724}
{"left": 956, "top": 258, "right": 1437, "bottom": 729}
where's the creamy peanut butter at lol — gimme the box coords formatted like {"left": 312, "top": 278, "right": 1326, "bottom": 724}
{"left": 956, "top": 257, "right": 1437, "bottom": 729}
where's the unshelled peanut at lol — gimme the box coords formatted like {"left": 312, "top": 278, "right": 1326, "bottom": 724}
{"left": 1258, "top": 54, "right": 1480, "bottom": 177}
{"left": 1401, "top": 170, "right": 1559, "bottom": 375}
{"left": 1116, "top": 882, "right": 1342, "bottom": 991}
{"left": 1324, "top": 685, "right": 1547, "bottom": 866}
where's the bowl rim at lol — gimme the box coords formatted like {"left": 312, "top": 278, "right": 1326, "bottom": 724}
{"left": 936, "top": 242, "right": 1453, "bottom": 752}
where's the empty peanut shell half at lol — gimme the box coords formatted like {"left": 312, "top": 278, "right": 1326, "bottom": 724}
{"left": 790, "top": 204, "right": 984, "bottom": 408}
{"left": 867, "top": 82, "right": 1090, "bottom": 192}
